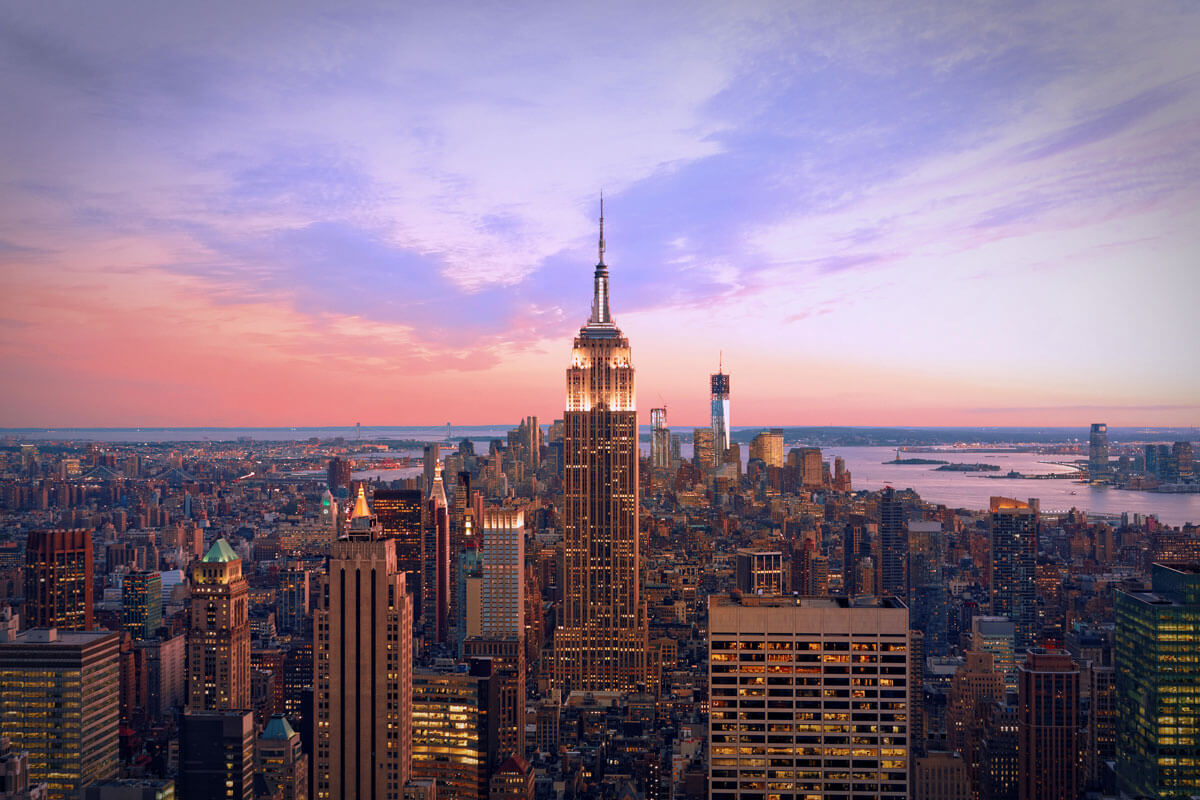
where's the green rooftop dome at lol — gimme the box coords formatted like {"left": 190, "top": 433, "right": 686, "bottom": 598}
{"left": 201, "top": 538, "right": 238, "bottom": 563}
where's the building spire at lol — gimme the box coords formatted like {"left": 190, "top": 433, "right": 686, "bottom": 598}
{"left": 598, "top": 190, "right": 606, "bottom": 266}
{"left": 588, "top": 194, "right": 611, "bottom": 326}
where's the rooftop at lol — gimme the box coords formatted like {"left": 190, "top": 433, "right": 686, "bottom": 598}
{"left": 201, "top": 538, "right": 238, "bottom": 563}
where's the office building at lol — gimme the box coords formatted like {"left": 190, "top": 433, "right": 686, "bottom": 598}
{"left": 426, "top": 465, "right": 451, "bottom": 643}
{"left": 708, "top": 594, "right": 910, "bottom": 800}
{"left": 121, "top": 570, "right": 162, "bottom": 640}
{"left": 257, "top": 714, "right": 308, "bottom": 800}
{"left": 1017, "top": 650, "right": 1079, "bottom": 800}
{"left": 0, "top": 615, "right": 119, "bottom": 800}
{"left": 188, "top": 539, "right": 251, "bottom": 711}
{"left": 556, "top": 207, "right": 647, "bottom": 693}
{"left": 879, "top": 488, "right": 907, "bottom": 600}
{"left": 733, "top": 549, "right": 783, "bottom": 595}
{"left": 971, "top": 616, "right": 1018, "bottom": 691}
{"left": 82, "top": 780, "right": 175, "bottom": 800}
{"left": 1087, "top": 423, "right": 1108, "bottom": 479}
{"left": 989, "top": 497, "right": 1038, "bottom": 650}
{"left": 373, "top": 488, "right": 424, "bottom": 619}
{"left": 23, "top": 529, "right": 93, "bottom": 630}
{"left": 276, "top": 565, "right": 311, "bottom": 635}
{"left": 423, "top": 445, "right": 440, "bottom": 494}
{"left": 908, "top": 521, "right": 947, "bottom": 655}
{"left": 693, "top": 428, "right": 714, "bottom": 472}
{"left": 178, "top": 710, "right": 254, "bottom": 800}
{"left": 1114, "top": 563, "right": 1200, "bottom": 799}
{"left": 710, "top": 363, "right": 730, "bottom": 465}
{"left": 748, "top": 429, "right": 783, "bottom": 469}
{"left": 1174, "top": 440, "right": 1194, "bottom": 479}
{"left": 911, "top": 751, "right": 969, "bottom": 800}
{"left": 411, "top": 659, "right": 499, "bottom": 800}
{"left": 314, "top": 491, "right": 413, "bottom": 800}
{"left": 326, "top": 457, "right": 351, "bottom": 499}
{"left": 650, "top": 408, "right": 670, "bottom": 470}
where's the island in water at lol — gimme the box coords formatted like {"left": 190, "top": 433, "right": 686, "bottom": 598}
{"left": 935, "top": 462, "right": 1003, "bottom": 472}
{"left": 884, "top": 457, "right": 950, "bottom": 465}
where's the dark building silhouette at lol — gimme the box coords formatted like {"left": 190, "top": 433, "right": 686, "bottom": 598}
{"left": 1018, "top": 650, "right": 1079, "bottom": 800}
{"left": 178, "top": 710, "right": 254, "bottom": 800}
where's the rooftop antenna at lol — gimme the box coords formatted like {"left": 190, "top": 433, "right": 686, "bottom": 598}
{"left": 598, "top": 190, "right": 606, "bottom": 266}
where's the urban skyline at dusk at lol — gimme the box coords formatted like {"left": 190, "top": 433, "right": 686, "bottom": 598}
{"left": 2, "top": 1, "right": 1199, "bottom": 428}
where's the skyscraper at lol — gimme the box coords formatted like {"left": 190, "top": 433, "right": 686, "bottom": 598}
{"left": 710, "top": 362, "right": 730, "bottom": 465}
{"left": 257, "top": 714, "right": 308, "bottom": 800}
{"left": 708, "top": 594, "right": 910, "bottom": 799}
{"left": 188, "top": 538, "right": 251, "bottom": 711}
{"left": 326, "top": 457, "right": 351, "bottom": 499}
{"left": 24, "top": 529, "right": 93, "bottom": 631}
{"left": 1017, "top": 650, "right": 1080, "bottom": 800}
{"left": 425, "top": 464, "right": 451, "bottom": 643}
{"left": 121, "top": 570, "right": 162, "bottom": 640}
{"left": 411, "top": 659, "right": 499, "bottom": 800}
{"left": 373, "top": 488, "right": 423, "bottom": 621}
{"left": 908, "top": 520, "right": 947, "bottom": 655}
{"left": 989, "top": 497, "right": 1038, "bottom": 651}
{"left": 1088, "top": 423, "right": 1108, "bottom": 479}
{"left": 556, "top": 203, "right": 646, "bottom": 693}
{"left": 0, "top": 612, "right": 119, "bottom": 800}
{"left": 178, "top": 710, "right": 254, "bottom": 800}
{"left": 692, "top": 427, "right": 714, "bottom": 472}
{"left": 1114, "top": 563, "right": 1200, "bottom": 799}
{"left": 879, "top": 487, "right": 907, "bottom": 600}
{"left": 314, "top": 488, "right": 413, "bottom": 800}
{"left": 747, "top": 429, "right": 783, "bottom": 468}
{"left": 650, "top": 407, "right": 670, "bottom": 470}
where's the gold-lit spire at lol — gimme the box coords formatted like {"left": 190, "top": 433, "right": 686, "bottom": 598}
{"left": 351, "top": 484, "right": 371, "bottom": 519}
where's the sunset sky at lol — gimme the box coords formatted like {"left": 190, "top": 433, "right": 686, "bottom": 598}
{"left": 1, "top": 1, "right": 1198, "bottom": 428}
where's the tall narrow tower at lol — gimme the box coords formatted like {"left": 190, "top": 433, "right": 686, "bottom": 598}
{"left": 188, "top": 539, "right": 251, "bottom": 711}
{"left": 556, "top": 200, "right": 646, "bottom": 693}
{"left": 710, "top": 360, "right": 730, "bottom": 466}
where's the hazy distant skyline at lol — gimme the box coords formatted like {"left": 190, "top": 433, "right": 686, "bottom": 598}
{"left": 2, "top": 2, "right": 1198, "bottom": 428}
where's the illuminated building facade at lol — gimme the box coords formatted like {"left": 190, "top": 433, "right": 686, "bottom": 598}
{"left": 708, "top": 594, "right": 910, "bottom": 800}
{"left": 1115, "top": 563, "right": 1200, "bottom": 799}
{"left": 556, "top": 206, "right": 647, "bottom": 693}
{"left": 314, "top": 490, "right": 413, "bottom": 800}
{"left": 411, "top": 659, "right": 499, "bottom": 800}
{"left": 24, "top": 528, "right": 93, "bottom": 631}
{"left": 748, "top": 429, "right": 784, "bottom": 469}
{"left": 711, "top": 365, "right": 730, "bottom": 465}
{"left": 734, "top": 549, "right": 783, "bottom": 595}
{"left": 122, "top": 570, "right": 162, "bottom": 639}
{"left": 425, "top": 465, "right": 451, "bottom": 643}
{"left": 188, "top": 539, "right": 250, "bottom": 711}
{"left": 989, "top": 497, "right": 1038, "bottom": 651}
{"left": 0, "top": 619, "right": 119, "bottom": 800}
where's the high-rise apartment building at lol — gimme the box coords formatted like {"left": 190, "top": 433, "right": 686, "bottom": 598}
{"left": 556, "top": 208, "right": 646, "bottom": 693}
{"left": 1115, "top": 563, "right": 1200, "bottom": 799}
{"left": 122, "top": 570, "right": 162, "bottom": 640}
{"left": 188, "top": 539, "right": 251, "bottom": 711}
{"left": 1017, "top": 650, "right": 1079, "bottom": 800}
{"left": 276, "top": 565, "right": 311, "bottom": 635}
{"left": 989, "top": 497, "right": 1038, "bottom": 651}
{"left": 708, "top": 594, "right": 910, "bottom": 800}
{"left": 650, "top": 408, "right": 670, "bottom": 470}
{"left": 326, "top": 457, "right": 351, "bottom": 499}
{"left": 711, "top": 364, "right": 731, "bottom": 465}
{"left": 24, "top": 529, "right": 93, "bottom": 630}
{"left": 946, "top": 651, "right": 1004, "bottom": 785}
{"left": 972, "top": 616, "right": 1018, "bottom": 691}
{"left": 879, "top": 488, "right": 907, "bottom": 600}
{"left": 0, "top": 613, "right": 119, "bottom": 800}
{"left": 411, "top": 659, "right": 499, "bottom": 800}
{"left": 314, "top": 492, "right": 413, "bottom": 800}
{"left": 1087, "top": 423, "right": 1108, "bottom": 479}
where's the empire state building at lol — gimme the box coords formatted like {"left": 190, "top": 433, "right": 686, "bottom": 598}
{"left": 555, "top": 203, "right": 647, "bottom": 693}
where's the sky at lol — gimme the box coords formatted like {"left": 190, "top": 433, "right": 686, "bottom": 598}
{"left": 1, "top": 1, "right": 1198, "bottom": 429}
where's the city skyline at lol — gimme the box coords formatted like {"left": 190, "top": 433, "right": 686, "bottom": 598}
{"left": 1, "top": 2, "right": 1198, "bottom": 429}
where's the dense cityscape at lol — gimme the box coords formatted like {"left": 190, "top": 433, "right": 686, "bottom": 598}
{"left": 4, "top": 3, "right": 1200, "bottom": 800}
{"left": 0, "top": 231, "right": 1197, "bottom": 800}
